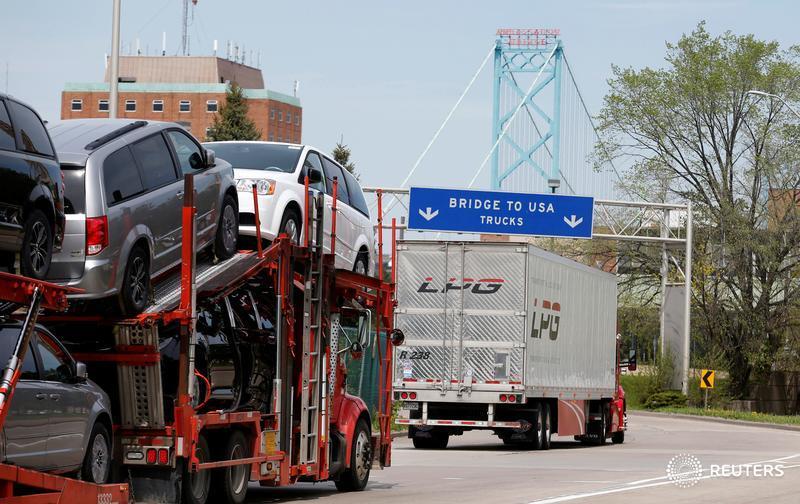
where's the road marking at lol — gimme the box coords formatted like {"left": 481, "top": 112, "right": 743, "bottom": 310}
{"left": 528, "top": 453, "right": 800, "bottom": 504}
{"left": 443, "top": 477, "right": 464, "bottom": 480}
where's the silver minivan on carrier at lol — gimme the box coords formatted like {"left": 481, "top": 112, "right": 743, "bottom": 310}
{"left": 48, "top": 119, "right": 238, "bottom": 314}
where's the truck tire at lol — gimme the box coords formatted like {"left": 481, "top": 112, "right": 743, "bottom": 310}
{"left": 612, "top": 430, "right": 625, "bottom": 444}
{"left": 540, "top": 403, "right": 552, "bottom": 450}
{"left": 212, "top": 430, "right": 250, "bottom": 504}
{"left": 183, "top": 434, "right": 211, "bottom": 504}
{"left": 335, "top": 419, "right": 372, "bottom": 491}
{"left": 598, "top": 405, "right": 608, "bottom": 446}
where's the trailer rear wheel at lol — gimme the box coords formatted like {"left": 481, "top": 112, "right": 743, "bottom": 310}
{"left": 336, "top": 419, "right": 372, "bottom": 491}
{"left": 183, "top": 434, "right": 211, "bottom": 504}
{"left": 212, "top": 430, "right": 250, "bottom": 504}
{"left": 540, "top": 403, "right": 552, "bottom": 450}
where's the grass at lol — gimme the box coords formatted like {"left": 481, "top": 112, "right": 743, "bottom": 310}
{"left": 646, "top": 406, "right": 800, "bottom": 426}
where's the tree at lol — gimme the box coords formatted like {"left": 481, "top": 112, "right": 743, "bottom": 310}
{"left": 332, "top": 141, "right": 357, "bottom": 178}
{"left": 206, "top": 83, "right": 261, "bottom": 141}
{"left": 596, "top": 22, "right": 800, "bottom": 399}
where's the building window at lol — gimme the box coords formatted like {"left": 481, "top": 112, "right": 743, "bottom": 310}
{"left": 205, "top": 127, "right": 212, "bottom": 139}
{"left": 277, "top": 135, "right": 282, "bottom": 142}
{"left": 269, "top": 133, "right": 274, "bottom": 141}
{"left": 179, "top": 100, "right": 191, "bottom": 113}
{"left": 270, "top": 108, "right": 275, "bottom": 120}
{"left": 70, "top": 99, "right": 83, "bottom": 111}
{"left": 98, "top": 99, "right": 109, "bottom": 112}
{"left": 152, "top": 100, "right": 164, "bottom": 112}
{"left": 206, "top": 100, "right": 218, "bottom": 112}
{"left": 286, "top": 111, "right": 292, "bottom": 124}
{"left": 278, "top": 111, "right": 283, "bottom": 122}
{"left": 296, "top": 114, "right": 300, "bottom": 125}
{"left": 125, "top": 100, "right": 136, "bottom": 112}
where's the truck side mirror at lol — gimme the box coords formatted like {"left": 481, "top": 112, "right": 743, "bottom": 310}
{"left": 628, "top": 349, "right": 637, "bottom": 371}
{"left": 356, "top": 311, "right": 371, "bottom": 347}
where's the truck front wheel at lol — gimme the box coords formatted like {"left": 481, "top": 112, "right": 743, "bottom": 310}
{"left": 335, "top": 419, "right": 372, "bottom": 491}
{"left": 183, "top": 434, "right": 211, "bottom": 504}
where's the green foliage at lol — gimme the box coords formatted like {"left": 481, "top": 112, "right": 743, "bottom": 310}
{"left": 619, "top": 374, "right": 649, "bottom": 408}
{"left": 644, "top": 390, "right": 689, "bottom": 409}
{"left": 206, "top": 83, "right": 261, "bottom": 141}
{"left": 596, "top": 21, "right": 800, "bottom": 399}
{"left": 332, "top": 142, "right": 357, "bottom": 178}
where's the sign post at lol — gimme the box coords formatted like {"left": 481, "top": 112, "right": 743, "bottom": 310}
{"left": 408, "top": 186, "right": 594, "bottom": 238}
{"left": 700, "top": 369, "right": 715, "bottom": 410}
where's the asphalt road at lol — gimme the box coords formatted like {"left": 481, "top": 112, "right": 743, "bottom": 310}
{"left": 245, "top": 412, "right": 800, "bottom": 504}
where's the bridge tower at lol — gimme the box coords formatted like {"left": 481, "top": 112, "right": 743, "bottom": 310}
{"left": 490, "top": 29, "right": 563, "bottom": 192}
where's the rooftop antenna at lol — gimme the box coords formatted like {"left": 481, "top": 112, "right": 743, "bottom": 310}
{"left": 162, "top": 32, "right": 167, "bottom": 56}
{"left": 136, "top": 38, "right": 141, "bottom": 55}
{"left": 293, "top": 80, "right": 300, "bottom": 97}
{"left": 180, "top": 0, "right": 199, "bottom": 56}
{"left": 242, "top": 43, "right": 246, "bottom": 65}
{"left": 257, "top": 50, "right": 261, "bottom": 68}
{"left": 234, "top": 42, "right": 239, "bottom": 63}
{"left": 226, "top": 40, "right": 231, "bottom": 60}
{"left": 213, "top": 39, "right": 218, "bottom": 56}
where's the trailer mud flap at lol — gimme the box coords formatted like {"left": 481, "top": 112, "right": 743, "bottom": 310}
{"left": 129, "top": 465, "right": 182, "bottom": 504}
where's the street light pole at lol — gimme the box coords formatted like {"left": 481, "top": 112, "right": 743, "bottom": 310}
{"left": 109, "top": 0, "right": 121, "bottom": 119}
{"left": 747, "top": 90, "right": 800, "bottom": 121}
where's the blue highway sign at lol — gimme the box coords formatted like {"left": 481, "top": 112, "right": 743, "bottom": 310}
{"left": 408, "top": 186, "right": 594, "bottom": 239}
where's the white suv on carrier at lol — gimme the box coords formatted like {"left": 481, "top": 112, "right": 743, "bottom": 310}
{"left": 204, "top": 141, "right": 374, "bottom": 275}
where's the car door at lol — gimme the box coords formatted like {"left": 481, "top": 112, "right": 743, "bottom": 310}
{"left": 321, "top": 156, "right": 355, "bottom": 269}
{"left": 0, "top": 99, "right": 33, "bottom": 249}
{"left": 341, "top": 168, "right": 373, "bottom": 273}
{"left": 166, "top": 129, "right": 219, "bottom": 247}
{"left": 34, "top": 331, "right": 91, "bottom": 471}
{"left": 2, "top": 338, "right": 48, "bottom": 469}
{"left": 129, "top": 133, "right": 182, "bottom": 272}
{"left": 299, "top": 151, "right": 330, "bottom": 249}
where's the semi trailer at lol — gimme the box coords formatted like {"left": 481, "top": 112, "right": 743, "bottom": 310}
{"left": 393, "top": 240, "right": 626, "bottom": 449}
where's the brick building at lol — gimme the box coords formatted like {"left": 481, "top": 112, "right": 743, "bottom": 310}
{"left": 61, "top": 56, "right": 301, "bottom": 142}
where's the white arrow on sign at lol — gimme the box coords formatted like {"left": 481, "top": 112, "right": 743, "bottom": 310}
{"left": 418, "top": 207, "right": 439, "bottom": 221}
{"left": 563, "top": 215, "right": 583, "bottom": 228}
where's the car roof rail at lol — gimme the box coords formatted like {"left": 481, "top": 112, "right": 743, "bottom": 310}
{"left": 84, "top": 120, "right": 148, "bottom": 151}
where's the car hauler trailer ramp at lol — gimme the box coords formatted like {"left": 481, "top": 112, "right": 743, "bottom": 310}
{"left": 393, "top": 240, "right": 626, "bottom": 449}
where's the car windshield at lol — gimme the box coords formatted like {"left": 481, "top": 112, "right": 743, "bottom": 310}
{"left": 204, "top": 143, "right": 302, "bottom": 173}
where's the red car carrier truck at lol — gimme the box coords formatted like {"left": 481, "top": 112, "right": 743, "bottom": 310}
{"left": 0, "top": 177, "right": 397, "bottom": 503}
{"left": 392, "top": 240, "right": 626, "bottom": 449}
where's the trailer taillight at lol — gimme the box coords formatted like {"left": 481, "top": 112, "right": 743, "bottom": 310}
{"left": 499, "top": 394, "right": 507, "bottom": 402}
{"left": 158, "top": 448, "right": 169, "bottom": 465}
{"left": 409, "top": 392, "right": 417, "bottom": 400}
{"left": 146, "top": 448, "right": 156, "bottom": 464}
{"left": 508, "top": 394, "right": 517, "bottom": 403}
{"left": 401, "top": 392, "right": 409, "bottom": 400}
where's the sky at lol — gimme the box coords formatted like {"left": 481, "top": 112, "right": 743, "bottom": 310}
{"left": 2, "top": 0, "right": 799, "bottom": 191}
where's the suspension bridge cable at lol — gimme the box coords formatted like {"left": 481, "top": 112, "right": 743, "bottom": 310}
{"left": 373, "top": 43, "right": 496, "bottom": 215}
{"left": 468, "top": 44, "right": 559, "bottom": 188}
{"left": 562, "top": 54, "right": 643, "bottom": 200}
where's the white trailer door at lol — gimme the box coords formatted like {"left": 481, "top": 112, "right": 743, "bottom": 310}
{"left": 395, "top": 242, "right": 527, "bottom": 392}
{"left": 459, "top": 243, "right": 527, "bottom": 387}
{"left": 395, "top": 242, "right": 461, "bottom": 390}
